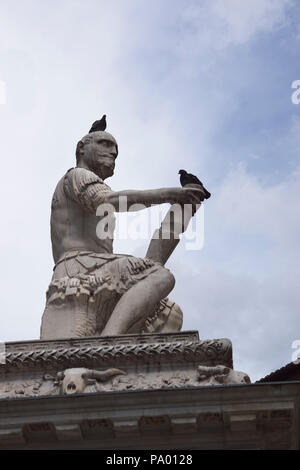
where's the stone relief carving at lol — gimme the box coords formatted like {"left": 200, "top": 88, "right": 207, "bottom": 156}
{"left": 44, "top": 367, "right": 125, "bottom": 395}
{"left": 110, "top": 372, "right": 195, "bottom": 392}
{"left": 4, "top": 338, "right": 233, "bottom": 369}
{"left": 0, "top": 380, "right": 43, "bottom": 398}
{"left": 197, "top": 365, "right": 251, "bottom": 385}
{"left": 0, "top": 361, "right": 251, "bottom": 399}
{"left": 5, "top": 331, "right": 199, "bottom": 354}
{"left": 0, "top": 331, "right": 251, "bottom": 399}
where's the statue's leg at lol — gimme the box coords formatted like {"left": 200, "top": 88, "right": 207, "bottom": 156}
{"left": 146, "top": 203, "right": 196, "bottom": 265}
{"left": 100, "top": 267, "right": 175, "bottom": 336}
{"left": 40, "top": 296, "right": 97, "bottom": 340}
{"left": 40, "top": 273, "right": 98, "bottom": 340}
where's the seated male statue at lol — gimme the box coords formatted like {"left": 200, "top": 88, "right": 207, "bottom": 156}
{"left": 40, "top": 124, "right": 205, "bottom": 339}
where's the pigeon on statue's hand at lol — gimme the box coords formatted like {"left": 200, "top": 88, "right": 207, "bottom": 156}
{"left": 89, "top": 115, "right": 107, "bottom": 133}
{"left": 178, "top": 169, "right": 211, "bottom": 199}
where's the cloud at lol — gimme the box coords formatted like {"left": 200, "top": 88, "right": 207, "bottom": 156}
{"left": 213, "top": 0, "right": 292, "bottom": 45}
{"left": 214, "top": 161, "right": 300, "bottom": 251}
{"left": 180, "top": 0, "right": 292, "bottom": 53}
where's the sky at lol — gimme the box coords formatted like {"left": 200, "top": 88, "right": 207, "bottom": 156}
{"left": 0, "top": 0, "right": 299, "bottom": 382}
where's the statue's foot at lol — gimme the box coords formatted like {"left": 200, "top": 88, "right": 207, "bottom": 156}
{"left": 126, "top": 298, "right": 183, "bottom": 334}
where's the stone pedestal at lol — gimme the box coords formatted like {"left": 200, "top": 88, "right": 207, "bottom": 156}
{"left": 0, "top": 331, "right": 237, "bottom": 398}
{"left": 0, "top": 331, "right": 299, "bottom": 449}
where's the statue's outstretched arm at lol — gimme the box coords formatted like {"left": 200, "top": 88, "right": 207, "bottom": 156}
{"left": 104, "top": 187, "right": 205, "bottom": 212}
{"left": 64, "top": 167, "right": 205, "bottom": 213}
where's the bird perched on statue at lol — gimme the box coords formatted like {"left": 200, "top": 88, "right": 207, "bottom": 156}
{"left": 178, "top": 169, "right": 211, "bottom": 199}
{"left": 89, "top": 115, "right": 107, "bottom": 133}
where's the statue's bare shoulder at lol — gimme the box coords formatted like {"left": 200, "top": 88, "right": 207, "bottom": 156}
{"left": 62, "top": 167, "right": 112, "bottom": 213}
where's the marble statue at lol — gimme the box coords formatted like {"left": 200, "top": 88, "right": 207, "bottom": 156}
{"left": 0, "top": 119, "right": 252, "bottom": 424}
{"left": 40, "top": 125, "right": 206, "bottom": 339}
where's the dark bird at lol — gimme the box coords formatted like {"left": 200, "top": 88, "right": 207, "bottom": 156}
{"left": 89, "top": 115, "right": 107, "bottom": 133}
{"left": 178, "top": 169, "right": 211, "bottom": 199}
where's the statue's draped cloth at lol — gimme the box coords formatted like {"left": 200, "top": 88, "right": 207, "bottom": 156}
{"left": 45, "top": 251, "right": 160, "bottom": 336}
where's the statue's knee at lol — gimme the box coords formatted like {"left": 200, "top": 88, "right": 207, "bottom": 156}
{"left": 158, "top": 267, "right": 175, "bottom": 290}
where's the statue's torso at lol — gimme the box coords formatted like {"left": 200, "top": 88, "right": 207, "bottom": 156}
{"left": 50, "top": 168, "right": 115, "bottom": 264}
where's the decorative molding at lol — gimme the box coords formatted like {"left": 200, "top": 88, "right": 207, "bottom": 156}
{"left": 3, "top": 338, "right": 233, "bottom": 370}
{"left": 5, "top": 331, "right": 200, "bottom": 354}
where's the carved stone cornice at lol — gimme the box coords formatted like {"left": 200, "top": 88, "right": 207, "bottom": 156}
{"left": 2, "top": 337, "right": 233, "bottom": 370}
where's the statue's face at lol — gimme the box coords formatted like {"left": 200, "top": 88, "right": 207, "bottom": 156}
{"left": 82, "top": 133, "right": 118, "bottom": 180}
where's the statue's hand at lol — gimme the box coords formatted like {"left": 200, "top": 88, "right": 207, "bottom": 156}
{"left": 168, "top": 187, "right": 206, "bottom": 205}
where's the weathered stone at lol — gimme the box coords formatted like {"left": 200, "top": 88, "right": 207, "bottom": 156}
{"left": 55, "top": 424, "right": 83, "bottom": 441}
{"left": 41, "top": 128, "right": 206, "bottom": 339}
{"left": 0, "top": 382, "right": 299, "bottom": 449}
{"left": 0, "top": 332, "right": 241, "bottom": 398}
{"left": 52, "top": 367, "right": 126, "bottom": 395}
{"left": 197, "top": 365, "right": 250, "bottom": 385}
